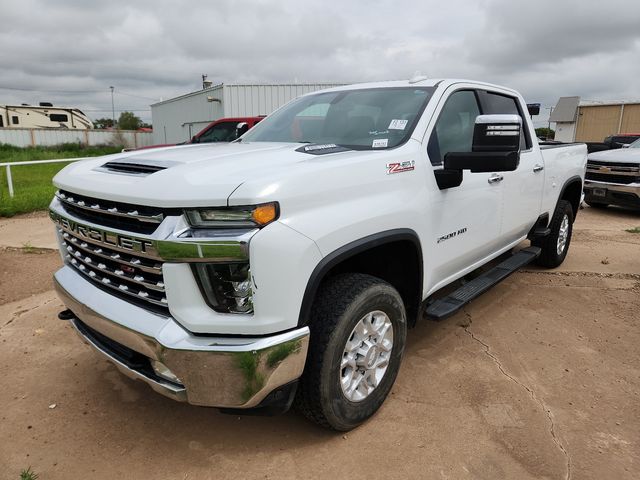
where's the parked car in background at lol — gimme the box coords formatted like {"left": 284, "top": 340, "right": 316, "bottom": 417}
{"left": 586, "top": 133, "right": 640, "bottom": 153}
{"left": 604, "top": 133, "right": 640, "bottom": 149}
{"left": 129, "top": 116, "right": 264, "bottom": 151}
{"left": 584, "top": 138, "right": 640, "bottom": 209}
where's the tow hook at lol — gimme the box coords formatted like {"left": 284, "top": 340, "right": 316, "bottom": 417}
{"left": 58, "top": 309, "right": 75, "bottom": 320}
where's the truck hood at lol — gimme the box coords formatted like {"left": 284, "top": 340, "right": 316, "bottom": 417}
{"left": 53, "top": 142, "right": 368, "bottom": 207}
{"left": 589, "top": 148, "right": 640, "bottom": 164}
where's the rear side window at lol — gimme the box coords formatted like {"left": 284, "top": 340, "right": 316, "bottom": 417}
{"left": 427, "top": 90, "right": 480, "bottom": 165}
{"left": 479, "top": 91, "right": 531, "bottom": 149}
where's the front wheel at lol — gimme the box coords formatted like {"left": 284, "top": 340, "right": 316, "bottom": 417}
{"left": 533, "top": 200, "right": 574, "bottom": 268}
{"left": 295, "top": 273, "right": 407, "bottom": 431}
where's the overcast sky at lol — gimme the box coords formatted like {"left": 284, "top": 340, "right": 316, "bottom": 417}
{"left": 1, "top": 0, "right": 638, "bottom": 126}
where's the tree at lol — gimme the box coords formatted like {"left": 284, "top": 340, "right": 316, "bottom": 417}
{"left": 535, "top": 127, "right": 555, "bottom": 140}
{"left": 93, "top": 117, "right": 115, "bottom": 129}
{"left": 118, "top": 111, "right": 142, "bottom": 130}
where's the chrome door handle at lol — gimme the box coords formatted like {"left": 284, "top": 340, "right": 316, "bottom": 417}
{"left": 488, "top": 174, "right": 504, "bottom": 184}
{"left": 533, "top": 164, "right": 544, "bottom": 173}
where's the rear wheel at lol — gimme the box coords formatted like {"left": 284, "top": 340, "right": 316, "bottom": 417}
{"left": 295, "top": 273, "right": 407, "bottom": 431}
{"left": 533, "top": 200, "right": 574, "bottom": 268}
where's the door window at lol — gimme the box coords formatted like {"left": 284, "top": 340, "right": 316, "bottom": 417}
{"left": 479, "top": 91, "right": 531, "bottom": 149}
{"left": 427, "top": 90, "right": 480, "bottom": 165}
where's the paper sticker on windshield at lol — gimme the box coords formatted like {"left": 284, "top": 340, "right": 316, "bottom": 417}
{"left": 372, "top": 138, "right": 388, "bottom": 148}
{"left": 387, "top": 160, "right": 415, "bottom": 174}
{"left": 388, "top": 119, "right": 408, "bottom": 130}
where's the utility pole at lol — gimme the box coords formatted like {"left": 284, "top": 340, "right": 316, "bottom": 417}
{"left": 110, "top": 86, "right": 115, "bottom": 128}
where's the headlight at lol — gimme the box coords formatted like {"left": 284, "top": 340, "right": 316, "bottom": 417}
{"left": 185, "top": 202, "right": 278, "bottom": 228}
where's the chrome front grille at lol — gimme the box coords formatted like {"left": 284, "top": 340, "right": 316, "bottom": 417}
{"left": 56, "top": 190, "right": 174, "bottom": 235}
{"left": 60, "top": 229, "right": 168, "bottom": 314}
{"left": 586, "top": 161, "right": 640, "bottom": 185}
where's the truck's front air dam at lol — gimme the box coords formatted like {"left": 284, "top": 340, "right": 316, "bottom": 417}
{"left": 53, "top": 267, "right": 310, "bottom": 409}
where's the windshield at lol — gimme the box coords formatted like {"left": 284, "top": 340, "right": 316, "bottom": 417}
{"left": 629, "top": 138, "right": 640, "bottom": 148}
{"left": 240, "top": 87, "right": 435, "bottom": 150}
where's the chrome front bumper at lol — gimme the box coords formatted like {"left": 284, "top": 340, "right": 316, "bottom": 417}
{"left": 54, "top": 267, "right": 310, "bottom": 409}
{"left": 584, "top": 180, "right": 640, "bottom": 208}
{"left": 584, "top": 180, "right": 640, "bottom": 196}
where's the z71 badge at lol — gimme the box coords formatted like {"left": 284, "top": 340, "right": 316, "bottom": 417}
{"left": 386, "top": 160, "right": 415, "bottom": 174}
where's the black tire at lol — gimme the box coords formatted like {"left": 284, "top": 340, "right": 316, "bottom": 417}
{"left": 533, "top": 200, "right": 574, "bottom": 268}
{"left": 585, "top": 200, "right": 609, "bottom": 209}
{"left": 295, "top": 273, "right": 407, "bottom": 431}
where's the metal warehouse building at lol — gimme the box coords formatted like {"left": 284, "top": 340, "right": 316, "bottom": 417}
{"left": 151, "top": 83, "right": 344, "bottom": 144}
{"left": 551, "top": 96, "right": 640, "bottom": 142}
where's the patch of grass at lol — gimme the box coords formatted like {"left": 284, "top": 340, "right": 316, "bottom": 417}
{"left": 20, "top": 467, "right": 39, "bottom": 480}
{"left": 626, "top": 226, "right": 640, "bottom": 234}
{"left": 0, "top": 143, "right": 123, "bottom": 217}
{"left": 22, "top": 241, "right": 36, "bottom": 253}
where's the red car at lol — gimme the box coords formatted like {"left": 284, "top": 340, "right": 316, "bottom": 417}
{"left": 132, "top": 116, "right": 264, "bottom": 151}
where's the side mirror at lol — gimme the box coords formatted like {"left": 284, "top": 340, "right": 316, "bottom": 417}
{"left": 526, "top": 103, "right": 541, "bottom": 116}
{"left": 191, "top": 135, "right": 198, "bottom": 143}
{"left": 236, "top": 122, "right": 249, "bottom": 138}
{"left": 444, "top": 115, "right": 522, "bottom": 173}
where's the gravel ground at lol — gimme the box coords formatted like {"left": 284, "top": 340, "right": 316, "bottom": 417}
{"left": 0, "top": 205, "right": 639, "bottom": 479}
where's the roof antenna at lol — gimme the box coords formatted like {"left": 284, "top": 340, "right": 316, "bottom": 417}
{"left": 409, "top": 71, "right": 428, "bottom": 84}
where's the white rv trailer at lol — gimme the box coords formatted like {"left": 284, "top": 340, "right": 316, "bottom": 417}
{"left": 0, "top": 104, "right": 93, "bottom": 129}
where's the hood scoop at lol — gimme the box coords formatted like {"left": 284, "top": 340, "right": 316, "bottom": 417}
{"left": 98, "top": 159, "right": 180, "bottom": 176}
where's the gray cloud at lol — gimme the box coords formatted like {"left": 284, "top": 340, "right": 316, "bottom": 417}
{"left": 0, "top": 0, "right": 638, "bottom": 125}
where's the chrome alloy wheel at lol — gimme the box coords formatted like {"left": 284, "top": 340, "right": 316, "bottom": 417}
{"left": 556, "top": 214, "right": 570, "bottom": 255}
{"left": 340, "top": 310, "right": 394, "bottom": 402}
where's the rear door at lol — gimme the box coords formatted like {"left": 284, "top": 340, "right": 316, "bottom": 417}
{"left": 478, "top": 90, "right": 544, "bottom": 241}
{"left": 425, "top": 88, "right": 504, "bottom": 286}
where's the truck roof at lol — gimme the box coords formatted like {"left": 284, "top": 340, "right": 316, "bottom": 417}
{"left": 308, "top": 78, "right": 522, "bottom": 97}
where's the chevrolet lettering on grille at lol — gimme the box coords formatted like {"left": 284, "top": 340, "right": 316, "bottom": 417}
{"left": 50, "top": 211, "right": 156, "bottom": 256}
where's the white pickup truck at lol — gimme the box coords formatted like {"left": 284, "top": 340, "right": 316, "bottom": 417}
{"left": 50, "top": 78, "right": 587, "bottom": 431}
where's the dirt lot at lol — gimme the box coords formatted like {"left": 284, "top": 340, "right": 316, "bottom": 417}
{"left": 1, "top": 206, "right": 639, "bottom": 479}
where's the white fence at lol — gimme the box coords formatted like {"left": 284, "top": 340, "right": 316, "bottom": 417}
{"left": 0, "top": 158, "right": 86, "bottom": 198}
{"left": 0, "top": 128, "right": 153, "bottom": 149}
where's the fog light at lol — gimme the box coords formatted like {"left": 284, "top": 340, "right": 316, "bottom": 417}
{"left": 151, "top": 360, "right": 182, "bottom": 384}
{"left": 193, "top": 262, "right": 254, "bottom": 314}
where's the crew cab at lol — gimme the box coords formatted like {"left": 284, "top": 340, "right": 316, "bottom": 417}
{"left": 584, "top": 138, "right": 640, "bottom": 209}
{"left": 131, "top": 116, "right": 263, "bottom": 151}
{"left": 49, "top": 79, "right": 587, "bottom": 431}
